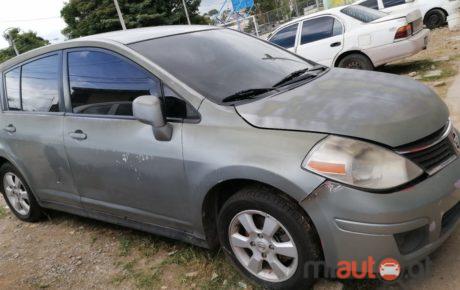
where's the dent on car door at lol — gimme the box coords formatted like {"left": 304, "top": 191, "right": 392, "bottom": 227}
{"left": 62, "top": 48, "right": 193, "bottom": 230}
{"left": 0, "top": 53, "right": 79, "bottom": 207}
{"left": 295, "top": 16, "right": 345, "bottom": 67}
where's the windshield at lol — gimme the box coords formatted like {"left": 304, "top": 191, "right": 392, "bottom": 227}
{"left": 129, "top": 29, "right": 315, "bottom": 105}
{"left": 341, "top": 5, "right": 387, "bottom": 23}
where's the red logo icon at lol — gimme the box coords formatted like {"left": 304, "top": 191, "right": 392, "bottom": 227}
{"left": 379, "top": 258, "right": 401, "bottom": 281}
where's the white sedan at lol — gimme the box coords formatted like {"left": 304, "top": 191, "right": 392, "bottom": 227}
{"left": 267, "top": 5, "right": 429, "bottom": 70}
{"left": 356, "top": 0, "right": 460, "bottom": 29}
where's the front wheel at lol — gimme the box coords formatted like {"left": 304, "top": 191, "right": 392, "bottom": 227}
{"left": 0, "top": 163, "right": 43, "bottom": 222}
{"left": 424, "top": 9, "right": 447, "bottom": 30}
{"left": 217, "top": 186, "right": 322, "bottom": 289}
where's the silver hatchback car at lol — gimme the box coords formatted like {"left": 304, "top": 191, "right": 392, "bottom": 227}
{"left": 1, "top": 26, "right": 460, "bottom": 289}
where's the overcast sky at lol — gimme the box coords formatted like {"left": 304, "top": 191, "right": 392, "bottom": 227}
{"left": 0, "top": 0, "right": 226, "bottom": 50}
{"left": 0, "top": 0, "right": 67, "bottom": 49}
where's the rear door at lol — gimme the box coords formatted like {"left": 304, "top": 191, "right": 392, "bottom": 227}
{"left": 295, "top": 16, "right": 344, "bottom": 67}
{"left": 0, "top": 52, "right": 79, "bottom": 207}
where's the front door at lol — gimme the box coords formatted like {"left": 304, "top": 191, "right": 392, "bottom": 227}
{"left": 295, "top": 16, "right": 345, "bottom": 67}
{"left": 62, "top": 48, "right": 191, "bottom": 230}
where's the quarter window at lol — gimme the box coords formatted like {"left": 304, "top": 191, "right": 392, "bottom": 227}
{"left": 301, "top": 17, "right": 337, "bottom": 45}
{"left": 270, "top": 23, "right": 299, "bottom": 49}
{"left": 21, "top": 55, "right": 60, "bottom": 112}
{"left": 382, "top": 0, "right": 405, "bottom": 8}
{"left": 68, "top": 50, "right": 161, "bottom": 116}
{"left": 4, "top": 67, "right": 21, "bottom": 111}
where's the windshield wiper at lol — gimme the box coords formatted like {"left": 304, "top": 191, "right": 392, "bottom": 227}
{"left": 274, "top": 65, "right": 326, "bottom": 88}
{"left": 222, "top": 88, "right": 278, "bottom": 103}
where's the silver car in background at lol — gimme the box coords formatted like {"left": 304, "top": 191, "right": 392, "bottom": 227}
{"left": 1, "top": 26, "right": 460, "bottom": 289}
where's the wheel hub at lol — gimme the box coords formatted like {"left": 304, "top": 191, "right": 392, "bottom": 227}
{"left": 228, "top": 210, "right": 298, "bottom": 282}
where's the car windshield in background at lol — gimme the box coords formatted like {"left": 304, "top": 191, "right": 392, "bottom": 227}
{"left": 129, "top": 29, "right": 316, "bottom": 105}
{"left": 341, "top": 5, "right": 387, "bottom": 23}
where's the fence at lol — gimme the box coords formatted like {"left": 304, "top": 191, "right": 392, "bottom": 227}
{"left": 218, "top": 0, "right": 356, "bottom": 37}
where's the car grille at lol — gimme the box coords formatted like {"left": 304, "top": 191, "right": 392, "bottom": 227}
{"left": 441, "top": 202, "right": 460, "bottom": 235}
{"left": 396, "top": 122, "right": 459, "bottom": 175}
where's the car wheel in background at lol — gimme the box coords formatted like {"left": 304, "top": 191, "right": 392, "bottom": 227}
{"left": 424, "top": 9, "right": 447, "bottom": 29}
{"left": 338, "top": 53, "right": 374, "bottom": 70}
{"left": 217, "top": 186, "right": 322, "bottom": 290}
{"left": 0, "top": 163, "right": 43, "bottom": 222}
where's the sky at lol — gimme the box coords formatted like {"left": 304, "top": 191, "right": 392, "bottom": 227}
{"left": 0, "top": 0, "right": 225, "bottom": 50}
{"left": 0, "top": 0, "right": 67, "bottom": 49}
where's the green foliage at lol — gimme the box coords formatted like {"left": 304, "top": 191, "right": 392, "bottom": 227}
{"left": 60, "top": 0, "right": 209, "bottom": 39}
{"left": 0, "top": 28, "right": 49, "bottom": 64}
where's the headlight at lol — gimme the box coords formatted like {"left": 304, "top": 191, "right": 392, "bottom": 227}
{"left": 302, "top": 136, "right": 423, "bottom": 190}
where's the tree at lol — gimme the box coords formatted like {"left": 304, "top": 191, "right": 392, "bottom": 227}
{"left": 61, "top": 0, "right": 209, "bottom": 39}
{"left": 207, "top": 9, "right": 219, "bottom": 17}
{"left": 0, "top": 28, "right": 49, "bottom": 63}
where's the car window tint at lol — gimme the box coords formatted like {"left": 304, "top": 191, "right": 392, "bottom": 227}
{"left": 341, "top": 5, "right": 387, "bottom": 23}
{"left": 68, "top": 50, "right": 161, "bottom": 116}
{"left": 270, "top": 23, "right": 298, "bottom": 48}
{"left": 4, "top": 67, "right": 21, "bottom": 111}
{"left": 332, "top": 19, "right": 343, "bottom": 36}
{"left": 21, "top": 55, "right": 60, "bottom": 112}
{"left": 163, "top": 85, "right": 199, "bottom": 120}
{"left": 358, "top": 0, "right": 379, "bottom": 9}
{"left": 382, "top": 0, "right": 405, "bottom": 8}
{"left": 301, "top": 17, "right": 335, "bottom": 45}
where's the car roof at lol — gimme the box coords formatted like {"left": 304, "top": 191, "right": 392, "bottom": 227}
{"left": 74, "top": 25, "right": 217, "bottom": 44}
{"left": 0, "top": 25, "right": 218, "bottom": 71}
{"left": 276, "top": 6, "right": 346, "bottom": 29}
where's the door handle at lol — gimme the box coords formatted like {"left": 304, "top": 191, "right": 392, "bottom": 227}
{"left": 4, "top": 124, "right": 16, "bottom": 133}
{"left": 69, "top": 130, "right": 87, "bottom": 141}
{"left": 330, "top": 42, "right": 342, "bottom": 47}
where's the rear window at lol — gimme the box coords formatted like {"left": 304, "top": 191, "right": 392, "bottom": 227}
{"left": 341, "top": 5, "right": 387, "bottom": 23}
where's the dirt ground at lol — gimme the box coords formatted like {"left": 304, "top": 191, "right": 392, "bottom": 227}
{"left": 1, "top": 27, "right": 460, "bottom": 290}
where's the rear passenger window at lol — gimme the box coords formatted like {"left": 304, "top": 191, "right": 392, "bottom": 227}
{"left": 382, "top": 0, "right": 405, "bottom": 8}
{"left": 301, "top": 17, "right": 335, "bottom": 45}
{"left": 68, "top": 50, "right": 161, "bottom": 116}
{"left": 359, "top": 0, "right": 379, "bottom": 9}
{"left": 270, "top": 23, "right": 299, "bottom": 49}
{"left": 21, "top": 55, "right": 60, "bottom": 112}
{"left": 4, "top": 67, "right": 21, "bottom": 111}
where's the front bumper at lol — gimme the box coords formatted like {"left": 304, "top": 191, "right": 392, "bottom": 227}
{"left": 365, "top": 29, "right": 430, "bottom": 67}
{"left": 300, "top": 155, "right": 460, "bottom": 270}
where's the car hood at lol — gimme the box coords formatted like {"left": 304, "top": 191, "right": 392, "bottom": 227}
{"left": 235, "top": 69, "right": 449, "bottom": 148}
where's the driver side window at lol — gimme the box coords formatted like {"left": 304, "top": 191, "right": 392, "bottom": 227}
{"left": 67, "top": 49, "right": 197, "bottom": 120}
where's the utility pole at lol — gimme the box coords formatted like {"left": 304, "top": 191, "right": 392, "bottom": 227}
{"left": 182, "top": 0, "right": 192, "bottom": 25}
{"left": 113, "top": 0, "right": 127, "bottom": 30}
{"left": 4, "top": 28, "right": 19, "bottom": 56}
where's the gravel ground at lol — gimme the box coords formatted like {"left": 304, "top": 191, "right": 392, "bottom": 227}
{"left": 1, "top": 27, "right": 460, "bottom": 290}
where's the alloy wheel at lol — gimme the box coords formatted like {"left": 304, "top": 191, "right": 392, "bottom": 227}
{"left": 228, "top": 210, "right": 298, "bottom": 282}
{"left": 3, "top": 172, "right": 30, "bottom": 216}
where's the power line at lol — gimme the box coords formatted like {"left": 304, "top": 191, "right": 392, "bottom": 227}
{"left": 0, "top": 16, "right": 61, "bottom": 24}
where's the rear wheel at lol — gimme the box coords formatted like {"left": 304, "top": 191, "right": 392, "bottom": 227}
{"left": 0, "top": 163, "right": 43, "bottom": 222}
{"left": 424, "top": 9, "right": 447, "bottom": 29}
{"left": 337, "top": 53, "right": 374, "bottom": 71}
{"left": 217, "top": 186, "right": 321, "bottom": 289}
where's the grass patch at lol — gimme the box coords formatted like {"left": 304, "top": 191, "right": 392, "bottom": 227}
{"left": 382, "top": 57, "right": 458, "bottom": 82}
{"left": 0, "top": 206, "right": 6, "bottom": 219}
{"left": 112, "top": 259, "right": 163, "bottom": 289}
{"left": 118, "top": 235, "right": 133, "bottom": 256}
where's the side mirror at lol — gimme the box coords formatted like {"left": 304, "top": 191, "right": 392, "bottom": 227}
{"left": 133, "top": 95, "right": 172, "bottom": 141}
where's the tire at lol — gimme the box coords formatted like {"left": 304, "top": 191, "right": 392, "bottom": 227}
{"left": 217, "top": 186, "right": 322, "bottom": 290}
{"left": 424, "top": 9, "right": 447, "bottom": 30}
{"left": 337, "top": 53, "right": 374, "bottom": 71}
{"left": 0, "top": 163, "right": 43, "bottom": 222}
